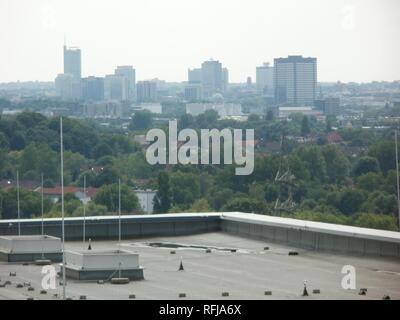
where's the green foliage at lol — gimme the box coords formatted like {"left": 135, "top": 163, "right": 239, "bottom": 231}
{"left": 222, "top": 196, "right": 267, "bottom": 214}
{"left": 353, "top": 156, "right": 380, "bottom": 177}
{"left": 188, "top": 198, "right": 212, "bottom": 213}
{"left": 0, "top": 188, "right": 52, "bottom": 219}
{"left": 352, "top": 213, "right": 398, "bottom": 231}
{"left": 94, "top": 183, "right": 139, "bottom": 213}
{"left": 368, "top": 140, "right": 396, "bottom": 174}
{"left": 154, "top": 172, "right": 172, "bottom": 213}
{"left": 129, "top": 110, "right": 153, "bottom": 130}
{"left": 338, "top": 188, "right": 367, "bottom": 215}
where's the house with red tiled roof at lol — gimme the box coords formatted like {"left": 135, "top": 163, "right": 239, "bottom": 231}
{"left": 326, "top": 131, "right": 343, "bottom": 144}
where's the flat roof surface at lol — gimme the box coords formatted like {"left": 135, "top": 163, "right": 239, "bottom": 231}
{"left": 1, "top": 232, "right": 399, "bottom": 300}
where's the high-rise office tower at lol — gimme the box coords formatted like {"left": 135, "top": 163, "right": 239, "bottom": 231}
{"left": 188, "top": 68, "right": 202, "bottom": 83}
{"left": 104, "top": 74, "right": 129, "bottom": 101}
{"left": 256, "top": 62, "right": 273, "bottom": 94}
{"left": 81, "top": 77, "right": 104, "bottom": 101}
{"left": 55, "top": 73, "right": 81, "bottom": 100}
{"left": 201, "top": 60, "right": 223, "bottom": 98}
{"left": 63, "top": 44, "right": 81, "bottom": 80}
{"left": 274, "top": 55, "right": 317, "bottom": 106}
{"left": 115, "top": 66, "right": 136, "bottom": 100}
{"left": 136, "top": 81, "right": 157, "bottom": 103}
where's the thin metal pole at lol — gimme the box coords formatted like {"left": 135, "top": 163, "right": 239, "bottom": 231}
{"left": 118, "top": 179, "right": 122, "bottom": 278}
{"left": 60, "top": 117, "right": 66, "bottom": 300}
{"left": 118, "top": 178, "right": 121, "bottom": 245}
{"left": 395, "top": 130, "right": 400, "bottom": 231}
{"left": 83, "top": 175, "right": 86, "bottom": 245}
{"left": 41, "top": 173, "right": 44, "bottom": 237}
{"left": 17, "top": 170, "right": 20, "bottom": 236}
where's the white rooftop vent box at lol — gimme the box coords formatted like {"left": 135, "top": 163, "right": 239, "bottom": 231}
{"left": 0, "top": 235, "right": 62, "bottom": 263}
{"left": 64, "top": 249, "right": 144, "bottom": 281}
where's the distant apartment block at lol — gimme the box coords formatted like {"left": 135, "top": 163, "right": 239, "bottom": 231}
{"left": 132, "top": 103, "right": 162, "bottom": 114}
{"left": 83, "top": 101, "right": 123, "bottom": 118}
{"left": 274, "top": 55, "right": 317, "bottom": 106}
{"left": 136, "top": 80, "right": 157, "bottom": 103}
{"left": 256, "top": 62, "right": 273, "bottom": 94}
{"left": 186, "top": 103, "right": 242, "bottom": 117}
{"left": 55, "top": 73, "right": 81, "bottom": 100}
{"left": 315, "top": 97, "right": 340, "bottom": 116}
{"left": 184, "top": 84, "right": 203, "bottom": 102}
{"left": 81, "top": 76, "right": 104, "bottom": 101}
{"left": 115, "top": 66, "right": 136, "bottom": 101}
{"left": 104, "top": 74, "right": 130, "bottom": 101}
{"left": 201, "top": 60, "right": 223, "bottom": 98}
{"left": 188, "top": 68, "right": 202, "bottom": 83}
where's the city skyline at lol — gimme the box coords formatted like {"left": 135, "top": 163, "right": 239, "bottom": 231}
{"left": 0, "top": 0, "right": 399, "bottom": 83}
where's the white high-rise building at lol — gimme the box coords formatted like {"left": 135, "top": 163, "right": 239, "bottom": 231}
{"left": 115, "top": 66, "right": 136, "bottom": 101}
{"left": 201, "top": 60, "right": 223, "bottom": 98}
{"left": 256, "top": 62, "right": 273, "bottom": 94}
{"left": 274, "top": 55, "right": 317, "bottom": 106}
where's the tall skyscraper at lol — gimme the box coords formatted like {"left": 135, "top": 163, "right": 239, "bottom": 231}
{"left": 274, "top": 55, "right": 317, "bottom": 106}
{"left": 136, "top": 81, "right": 157, "bottom": 103}
{"left": 63, "top": 45, "right": 81, "bottom": 80}
{"left": 115, "top": 66, "right": 136, "bottom": 101}
{"left": 201, "top": 60, "right": 223, "bottom": 98}
{"left": 256, "top": 62, "right": 273, "bottom": 94}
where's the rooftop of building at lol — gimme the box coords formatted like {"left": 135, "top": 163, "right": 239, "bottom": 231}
{"left": 0, "top": 231, "right": 399, "bottom": 300}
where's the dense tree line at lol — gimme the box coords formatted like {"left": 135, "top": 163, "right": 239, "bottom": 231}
{"left": 0, "top": 111, "right": 398, "bottom": 231}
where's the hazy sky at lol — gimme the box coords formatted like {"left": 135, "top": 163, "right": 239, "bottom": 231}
{"left": 0, "top": 0, "right": 399, "bottom": 83}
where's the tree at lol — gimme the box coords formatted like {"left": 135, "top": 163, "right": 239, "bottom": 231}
{"left": 353, "top": 156, "right": 380, "bottom": 177}
{"left": 296, "top": 147, "right": 326, "bottom": 182}
{"left": 361, "top": 191, "right": 397, "bottom": 215}
{"left": 356, "top": 172, "right": 383, "bottom": 192}
{"left": 338, "top": 189, "right": 366, "bottom": 215}
{"left": 95, "top": 166, "right": 119, "bottom": 187}
{"left": 301, "top": 115, "right": 310, "bottom": 137}
{"left": 188, "top": 199, "right": 212, "bottom": 212}
{"left": 222, "top": 197, "right": 267, "bottom": 214}
{"left": 322, "top": 145, "right": 350, "bottom": 183}
{"left": 170, "top": 171, "right": 200, "bottom": 209}
{"left": 368, "top": 141, "right": 396, "bottom": 174}
{"left": 129, "top": 110, "right": 153, "bottom": 131}
{"left": 153, "top": 172, "right": 171, "bottom": 213}
{"left": 94, "top": 183, "right": 139, "bottom": 213}
{"left": 208, "top": 188, "right": 234, "bottom": 211}
{"left": 353, "top": 213, "right": 398, "bottom": 231}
